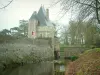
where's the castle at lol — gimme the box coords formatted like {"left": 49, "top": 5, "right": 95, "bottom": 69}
{"left": 28, "top": 6, "right": 60, "bottom": 59}
{"left": 28, "top": 6, "right": 55, "bottom": 39}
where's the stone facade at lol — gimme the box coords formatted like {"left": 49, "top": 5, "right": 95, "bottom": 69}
{"left": 37, "top": 26, "right": 55, "bottom": 38}
{"left": 28, "top": 19, "right": 38, "bottom": 38}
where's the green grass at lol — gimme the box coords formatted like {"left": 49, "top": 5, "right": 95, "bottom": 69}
{"left": 84, "top": 48, "right": 100, "bottom": 54}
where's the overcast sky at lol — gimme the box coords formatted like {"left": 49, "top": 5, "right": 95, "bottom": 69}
{"left": 0, "top": 0, "right": 71, "bottom": 30}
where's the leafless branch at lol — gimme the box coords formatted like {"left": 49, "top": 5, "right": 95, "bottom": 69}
{"left": 74, "top": 0, "right": 95, "bottom": 8}
{"left": 48, "top": 0, "right": 61, "bottom": 8}
{"left": 98, "top": 0, "right": 100, "bottom": 4}
{"left": 0, "top": 0, "right": 13, "bottom": 9}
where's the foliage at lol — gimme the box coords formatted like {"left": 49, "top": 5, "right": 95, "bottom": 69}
{"left": 61, "top": 20, "right": 100, "bottom": 47}
{"left": 19, "top": 20, "right": 28, "bottom": 36}
{"left": 55, "top": 71, "right": 65, "bottom": 75}
{"left": 0, "top": 38, "right": 53, "bottom": 71}
{"left": 0, "top": 20, "right": 28, "bottom": 38}
{"left": 0, "top": 29, "right": 11, "bottom": 35}
{"left": 65, "top": 56, "right": 79, "bottom": 61}
{"left": 84, "top": 48, "right": 100, "bottom": 54}
{"left": 60, "top": 47, "right": 65, "bottom": 52}
{"left": 0, "top": 20, "right": 29, "bottom": 44}
{"left": 0, "top": 34, "right": 15, "bottom": 43}
{"left": 60, "top": 26, "right": 69, "bottom": 45}
{"left": 10, "top": 20, "right": 28, "bottom": 37}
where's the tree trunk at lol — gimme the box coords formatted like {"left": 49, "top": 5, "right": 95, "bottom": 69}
{"left": 96, "top": 0, "right": 100, "bottom": 24}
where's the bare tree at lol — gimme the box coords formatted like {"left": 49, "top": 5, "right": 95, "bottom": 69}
{"left": 56, "top": 0, "right": 100, "bottom": 24}
{"left": 0, "top": 0, "right": 13, "bottom": 9}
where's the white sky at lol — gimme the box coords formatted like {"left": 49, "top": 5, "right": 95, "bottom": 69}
{"left": 0, "top": 0, "right": 71, "bottom": 30}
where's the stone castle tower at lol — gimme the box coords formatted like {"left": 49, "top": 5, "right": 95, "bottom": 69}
{"left": 28, "top": 6, "right": 55, "bottom": 39}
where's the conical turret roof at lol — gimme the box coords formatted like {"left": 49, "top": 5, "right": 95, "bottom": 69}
{"left": 29, "top": 11, "right": 37, "bottom": 20}
{"left": 29, "top": 6, "right": 53, "bottom": 26}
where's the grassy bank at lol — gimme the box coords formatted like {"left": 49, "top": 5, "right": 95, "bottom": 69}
{"left": 65, "top": 48, "right": 100, "bottom": 75}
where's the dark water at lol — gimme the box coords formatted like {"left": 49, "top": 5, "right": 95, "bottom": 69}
{"left": 1, "top": 61, "right": 54, "bottom": 75}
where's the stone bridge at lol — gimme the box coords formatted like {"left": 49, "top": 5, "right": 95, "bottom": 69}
{"left": 60, "top": 47, "right": 89, "bottom": 59}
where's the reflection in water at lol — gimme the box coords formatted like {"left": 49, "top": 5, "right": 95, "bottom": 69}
{"left": 2, "top": 61, "right": 53, "bottom": 75}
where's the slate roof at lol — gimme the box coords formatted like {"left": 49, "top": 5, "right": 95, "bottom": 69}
{"left": 30, "top": 11, "right": 37, "bottom": 20}
{"left": 29, "top": 6, "right": 53, "bottom": 26}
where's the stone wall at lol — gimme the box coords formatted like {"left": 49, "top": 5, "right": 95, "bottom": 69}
{"left": 0, "top": 38, "right": 54, "bottom": 69}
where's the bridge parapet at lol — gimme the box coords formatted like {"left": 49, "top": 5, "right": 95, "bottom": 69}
{"left": 60, "top": 47, "right": 89, "bottom": 59}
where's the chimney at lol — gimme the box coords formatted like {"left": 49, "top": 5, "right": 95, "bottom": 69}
{"left": 46, "top": 9, "right": 49, "bottom": 19}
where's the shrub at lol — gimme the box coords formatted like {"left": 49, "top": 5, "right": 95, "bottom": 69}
{"left": 65, "top": 56, "right": 78, "bottom": 61}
